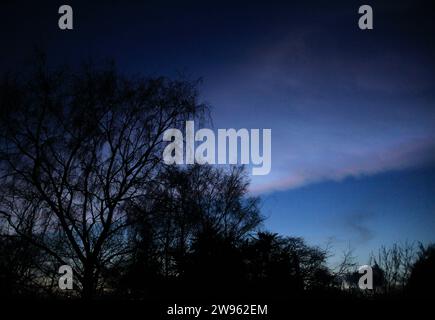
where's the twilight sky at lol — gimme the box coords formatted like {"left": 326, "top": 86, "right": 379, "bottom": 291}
{"left": 1, "top": 0, "right": 435, "bottom": 264}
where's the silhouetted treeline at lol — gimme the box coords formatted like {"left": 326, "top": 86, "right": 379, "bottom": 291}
{"left": 0, "top": 58, "right": 434, "bottom": 300}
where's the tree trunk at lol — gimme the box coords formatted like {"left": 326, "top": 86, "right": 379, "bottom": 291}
{"left": 81, "top": 263, "right": 97, "bottom": 300}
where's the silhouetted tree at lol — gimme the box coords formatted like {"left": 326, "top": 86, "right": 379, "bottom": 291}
{"left": 243, "top": 232, "right": 332, "bottom": 294}
{"left": 369, "top": 242, "right": 417, "bottom": 293}
{"left": 406, "top": 243, "right": 435, "bottom": 298}
{"left": 121, "top": 164, "right": 263, "bottom": 296}
{"left": 0, "top": 57, "right": 204, "bottom": 298}
{"left": 0, "top": 234, "right": 43, "bottom": 296}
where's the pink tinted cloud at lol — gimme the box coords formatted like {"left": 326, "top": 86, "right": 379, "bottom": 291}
{"left": 250, "top": 137, "right": 435, "bottom": 194}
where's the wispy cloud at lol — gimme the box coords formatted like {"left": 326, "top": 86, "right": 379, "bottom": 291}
{"left": 205, "top": 31, "right": 435, "bottom": 194}
{"left": 250, "top": 137, "right": 435, "bottom": 194}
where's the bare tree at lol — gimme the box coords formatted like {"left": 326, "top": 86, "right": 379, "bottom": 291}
{"left": 335, "top": 246, "right": 358, "bottom": 278}
{"left": 370, "top": 242, "right": 417, "bottom": 293}
{"left": 0, "top": 58, "right": 204, "bottom": 298}
{"left": 334, "top": 246, "right": 358, "bottom": 289}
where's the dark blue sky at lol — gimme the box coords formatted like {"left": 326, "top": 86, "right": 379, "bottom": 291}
{"left": 1, "top": 0, "right": 435, "bottom": 264}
